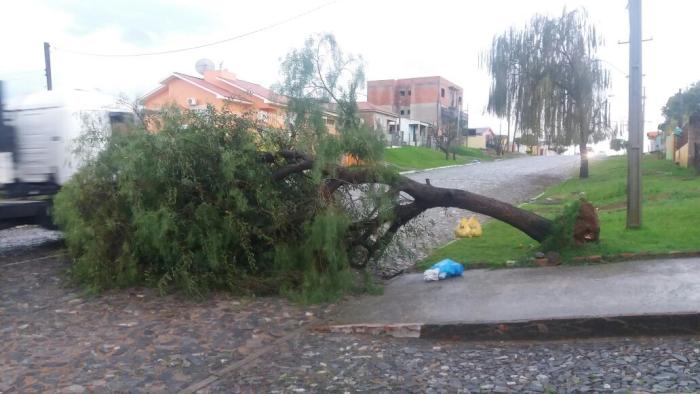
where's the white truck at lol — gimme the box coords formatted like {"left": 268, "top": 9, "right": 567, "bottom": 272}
{"left": 0, "top": 83, "right": 133, "bottom": 228}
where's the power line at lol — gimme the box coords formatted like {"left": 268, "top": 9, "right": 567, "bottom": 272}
{"left": 0, "top": 69, "right": 44, "bottom": 77}
{"left": 52, "top": 1, "right": 338, "bottom": 58}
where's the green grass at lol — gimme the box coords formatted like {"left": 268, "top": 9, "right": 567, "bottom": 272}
{"left": 421, "top": 155, "right": 700, "bottom": 269}
{"left": 383, "top": 146, "right": 491, "bottom": 171}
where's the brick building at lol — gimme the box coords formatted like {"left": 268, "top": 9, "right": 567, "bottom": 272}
{"left": 366, "top": 76, "right": 464, "bottom": 140}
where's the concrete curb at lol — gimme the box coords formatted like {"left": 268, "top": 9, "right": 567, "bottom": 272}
{"left": 314, "top": 312, "right": 700, "bottom": 341}
{"left": 399, "top": 161, "right": 479, "bottom": 175}
{"left": 572, "top": 251, "right": 700, "bottom": 264}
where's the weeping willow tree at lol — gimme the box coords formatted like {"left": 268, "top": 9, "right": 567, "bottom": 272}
{"left": 483, "top": 9, "right": 611, "bottom": 177}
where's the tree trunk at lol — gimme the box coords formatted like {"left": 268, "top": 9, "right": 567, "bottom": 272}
{"left": 506, "top": 116, "right": 512, "bottom": 154}
{"left": 396, "top": 178, "right": 553, "bottom": 242}
{"left": 579, "top": 141, "right": 589, "bottom": 178}
{"left": 327, "top": 166, "right": 554, "bottom": 243}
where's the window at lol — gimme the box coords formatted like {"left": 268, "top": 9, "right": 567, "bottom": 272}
{"left": 407, "top": 109, "right": 411, "bottom": 115}
{"left": 441, "top": 88, "right": 445, "bottom": 98}
{"left": 400, "top": 110, "right": 405, "bottom": 115}
{"left": 459, "top": 96, "right": 462, "bottom": 103}
{"left": 109, "top": 112, "right": 135, "bottom": 134}
{"left": 408, "top": 89, "right": 412, "bottom": 96}
{"left": 326, "top": 118, "right": 335, "bottom": 126}
{"left": 400, "top": 90, "right": 405, "bottom": 96}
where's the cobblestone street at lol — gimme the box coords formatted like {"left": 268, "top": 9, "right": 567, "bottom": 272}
{"left": 3, "top": 247, "right": 700, "bottom": 393}
{"left": 4, "top": 156, "right": 696, "bottom": 393}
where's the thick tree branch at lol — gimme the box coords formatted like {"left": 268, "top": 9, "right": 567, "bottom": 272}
{"left": 269, "top": 152, "right": 553, "bottom": 243}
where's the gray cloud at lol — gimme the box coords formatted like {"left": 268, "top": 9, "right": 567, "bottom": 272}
{"left": 43, "top": 0, "right": 220, "bottom": 45}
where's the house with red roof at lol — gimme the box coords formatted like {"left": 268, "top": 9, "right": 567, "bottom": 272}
{"left": 142, "top": 69, "right": 291, "bottom": 129}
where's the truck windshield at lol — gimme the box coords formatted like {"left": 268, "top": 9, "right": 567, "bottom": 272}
{"left": 109, "top": 112, "right": 135, "bottom": 135}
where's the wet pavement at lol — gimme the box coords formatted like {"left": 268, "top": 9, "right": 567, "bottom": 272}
{"left": 0, "top": 249, "right": 330, "bottom": 393}
{"left": 3, "top": 247, "right": 700, "bottom": 392}
{"left": 332, "top": 257, "right": 700, "bottom": 326}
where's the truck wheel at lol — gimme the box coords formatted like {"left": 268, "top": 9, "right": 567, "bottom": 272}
{"left": 37, "top": 204, "right": 58, "bottom": 230}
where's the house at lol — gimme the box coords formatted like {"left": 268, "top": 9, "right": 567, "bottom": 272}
{"left": 466, "top": 127, "right": 496, "bottom": 149}
{"left": 142, "top": 68, "right": 337, "bottom": 133}
{"left": 673, "top": 114, "right": 700, "bottom": 169}
{"left": 646, "top": 130, "right": 664, "bottom": 154}
{"left": 398, "top": 118, "right": 431, "bottom": 147}
{"left": 366, "top": 76, "right": 464, "bottom": 145}
{"left": 357, "top": 102, "right": 399, "bottom": 145}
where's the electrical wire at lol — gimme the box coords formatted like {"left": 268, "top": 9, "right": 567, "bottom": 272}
{"left": 52, "top": 0, "right": 338, "bottom": 58}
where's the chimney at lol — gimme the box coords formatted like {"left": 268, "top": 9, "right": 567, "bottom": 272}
{"left": 203, "top": 69, "right": 236, "bottom": 84}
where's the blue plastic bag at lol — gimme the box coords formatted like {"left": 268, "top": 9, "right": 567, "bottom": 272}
{"left": 424, "top": 259, "right": 464, "bottom": 281}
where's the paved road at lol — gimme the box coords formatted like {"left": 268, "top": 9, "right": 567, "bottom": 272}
{"left": 380, "top": 155, "right": 579, "bottom": 276}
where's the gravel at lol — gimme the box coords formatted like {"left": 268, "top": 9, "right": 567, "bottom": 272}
{"left": 377, "top": 155, "right": 579, "bottom": 277}
{"left": 0, "top": 225, "right": 63, "bottom": 256}
{"left": 209, "top": 332, "right": 700, "bottom": 392}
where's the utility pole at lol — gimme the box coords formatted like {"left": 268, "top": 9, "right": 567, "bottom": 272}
{"left": 627, "top": 0, "right": 642, "bottom": 229}
{"left": 44, "top": 42, "right": 52, "bottom": 91}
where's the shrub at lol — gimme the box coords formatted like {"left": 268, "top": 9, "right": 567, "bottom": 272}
{"left": 54, "top": 108, "right": 381, "bottom": 300}
{"left": 540, "top": 199, "right": 582, "bottom": 252}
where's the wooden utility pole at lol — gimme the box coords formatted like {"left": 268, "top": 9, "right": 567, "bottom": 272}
{"left": 627, "top": 0, "right": 642, "bottom": 228}
{"left": 44, "top": 42, "right": 52, "bottom": 91}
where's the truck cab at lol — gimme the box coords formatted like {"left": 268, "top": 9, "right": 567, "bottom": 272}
{"left": 0, "top": 87, "right": 133, "bottom": 228}
{"left": 1, "top": 89, "right": 133, "bottom": 197}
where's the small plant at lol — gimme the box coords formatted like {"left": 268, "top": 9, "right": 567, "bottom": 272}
{"left": 540, "top": 199, "right": 582, "bottom": 252}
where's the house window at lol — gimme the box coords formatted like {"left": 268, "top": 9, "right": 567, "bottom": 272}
{"left": 326, "top": 118, "right": 336, "bottom": 126}
{"left": 400, "top": 90, "right": 405, "bottom": 96}
{"left": 408, "top": 89, "right": 412, "bottom": 96}
{"left": 400, "top": 110, "right": 405, "bottom": 115}
{"left": 441, "top": 88, "right": 445, "bottom": 98}
{"left": 458, "top": 96, "right": 462, "bottom": 103}
{"left": 407, "top": 109, "right": 411, "bottom": 115}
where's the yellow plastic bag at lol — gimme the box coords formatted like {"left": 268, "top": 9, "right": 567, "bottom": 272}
{"left": 467, "top": 216, "right": 482, "bottom": 237}
{"left": 454, "top": 216, "right": 482, "bottom": 238}
{"left": 454, "top": 218, "right": 471, "bottom": 238}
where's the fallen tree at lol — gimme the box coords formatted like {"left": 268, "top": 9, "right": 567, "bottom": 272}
{"left": 265, "top": 150, "right": 601, "bottom": 269}
{"left": 52, "top": 34, "right": 598, "bottom": 301}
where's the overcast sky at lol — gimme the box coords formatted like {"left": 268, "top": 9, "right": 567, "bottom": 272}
{"left": 2, "top": 0, "right": 698, "bottom": 134}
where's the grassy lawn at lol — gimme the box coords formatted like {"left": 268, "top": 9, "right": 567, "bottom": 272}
{"left": 421, "top": 155, "right": 700, "bottom": 269}
{"left": 384, "top": 146, "right": 491, "bottom": 172}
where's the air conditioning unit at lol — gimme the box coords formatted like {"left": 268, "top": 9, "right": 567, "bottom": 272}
{"left": 186, "top": 97, "right": 197, "bottom": 106}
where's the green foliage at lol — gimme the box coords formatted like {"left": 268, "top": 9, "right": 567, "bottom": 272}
{"left": 53, "top": 33, "right": 396, "bottom": 303}
{"left": 610, "top": 138, "right": 628, "bottom": 152}
{"left": 384, "top": 146, "right": 488, "bottom": 171}
{"left": 54, "top": 106, "right": 387, "bottom": 301}
{"left": 514, "top": 134, "right": 539, "bottom": 147}
{"left": 483, "top": 9, "right": 611, "bottom": 175}
{"left": 540, "top": 200, "right": 581, "bottom": 252}
{"left": 424, "top": 155, "right": 700, "bottom": 268}
{"left": 448, "top": 146, "right": 492, "bottom": 160}
{"left": 660, "top": 81, "right": 700, "bottom": 131}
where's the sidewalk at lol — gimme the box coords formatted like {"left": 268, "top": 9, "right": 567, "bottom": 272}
{"left": 326, "top": 258, "right": 700, "bottom": 340}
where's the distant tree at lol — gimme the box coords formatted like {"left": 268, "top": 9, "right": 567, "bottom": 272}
{"left": 276, "top": 33, "right": 366, "bottom": 147}
{"left": 483, "top": 9, "right": 611, "bottom": 178}
{"left": 659, "top": 81, "right": 700, "bottom": 131}
{"left": 610, "top": 138, "right": 628, "bottom": 152}
{"left": 514, "top": 133, "right": 539, "bottom": 150}
{"left": 431, "top": 108, "right": 463, "bottom": 160}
